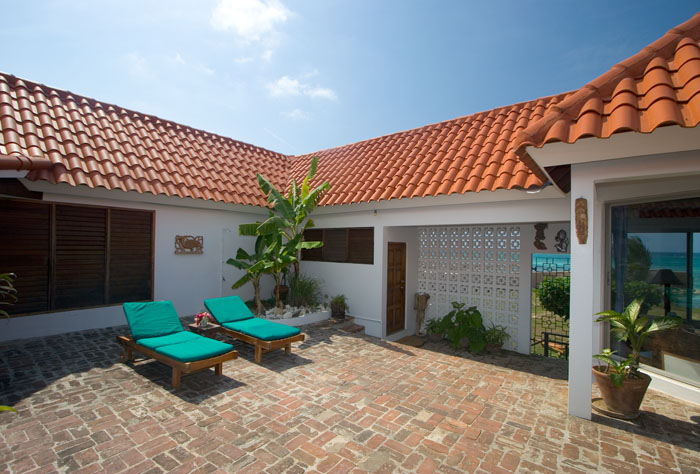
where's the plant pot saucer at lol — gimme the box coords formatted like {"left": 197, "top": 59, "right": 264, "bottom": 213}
{"left": 592, "top": 397, "right": 641, "bottom": 420}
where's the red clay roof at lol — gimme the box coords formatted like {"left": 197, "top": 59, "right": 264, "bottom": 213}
{"left": 515, "top": 12, "right": 700, "bottom": 167}
{"left": 291, "top": 94, "right": 571, "bottom": 206}
{"left": 2, "top": 13, "right": 699, "bottom": 207}
{"left": 0, "top": 73, "right": 289, "bottom": 206}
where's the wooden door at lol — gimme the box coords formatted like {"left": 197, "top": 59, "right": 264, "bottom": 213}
{"left": 386, "top": 242, "right": 406, "bottom": 334}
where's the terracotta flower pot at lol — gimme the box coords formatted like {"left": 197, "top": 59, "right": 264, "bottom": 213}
{"left": 592, "top": 366, "right": 651, "bottom": 419}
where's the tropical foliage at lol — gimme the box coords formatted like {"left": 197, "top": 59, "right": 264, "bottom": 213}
{"left": 537, "top": 276, "right": 570, "bottom": 320}
{"left": 0, "top": 272, "right": 17, "bottom": 317}
{"left": 230, "top": 156, "right": 330, "bottom": 309}
{"left": 594, "top": 298, "right": 681, "bottom": 387}
{"left": 240, "top": 155, "right": 330, "bottom": 278}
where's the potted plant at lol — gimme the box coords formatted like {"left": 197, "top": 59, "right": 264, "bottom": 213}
{"left": 330, "top": 294, "right": 348, "bottom": 319}
{"left": 194, "top": 311, "right": 215, "bottom": 327}
{"left": 592, "top": 298, "right": 681, "bottom": 419}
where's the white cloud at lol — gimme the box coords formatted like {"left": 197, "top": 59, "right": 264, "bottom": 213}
{"left": 234, "top": 56, "right": 254, "bottom": 64}
{"left": 261, "top": 49, "right": 273, "bottom": 62}
{"left": 125, "top": 52, "right": 152, "bottom": 79}
{"left": 305, "top": 87, "right": 337, "bottom": 101}
{"left": 281, "top": 108, "right": 309, "bottom": 120}
{"left": 200, "top": 65, "right": 216, "bottom": 76}
{"left": 211, "top": 0, "right": 290, "bottom": 42}
{"left": 266, "top": 75, "right": 337, "bottom": 101}
{"left": 172, "top": 52, "right": 186, "bottom": 65}
{"left": 266, "top": 75, "right": 302, "bottom": 97}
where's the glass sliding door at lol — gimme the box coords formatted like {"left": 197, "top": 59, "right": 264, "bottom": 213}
{"left": 609, "top": 197, "right": 700, "bottom": 386}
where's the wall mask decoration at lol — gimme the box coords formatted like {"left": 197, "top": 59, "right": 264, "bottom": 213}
{"left": 554, "top": 229, "right": 569, "bottom": 253}
{"left": 575, "top": 198, "right": 588, "bottom": 244}
{"left": 175, "top": 235, "right": 204, "bottom": 254}
{"left": 533, "top": 223, "right": 548, "bottom": 250}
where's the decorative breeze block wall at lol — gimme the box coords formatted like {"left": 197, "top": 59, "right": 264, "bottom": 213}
{"left": 418, "top": 226, "right": 521, "bottom": 350}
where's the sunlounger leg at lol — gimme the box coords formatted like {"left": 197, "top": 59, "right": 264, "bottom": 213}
{"left": 172, "top": 368, "right": 182, "bottom": 389}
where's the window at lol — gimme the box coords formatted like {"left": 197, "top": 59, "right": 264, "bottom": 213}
{"left": 0, "top": 199, "right": 154, "bottom": 316}
{"left": 302, "top": 227, "right": 374, "bottom": 264}
{"left": 609, "top": 197, "right": 699, "bottom": 386}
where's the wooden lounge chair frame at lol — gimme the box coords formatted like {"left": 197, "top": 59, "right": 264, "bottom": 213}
{"left": 215, "top": 326, "right": 304, "bottom": 364}
{"left": 116, "top": 335, "right": 238, "bottom": 388}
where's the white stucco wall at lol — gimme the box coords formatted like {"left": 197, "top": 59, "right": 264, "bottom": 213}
{"left": 567, "top": 149, "right": 700, "bottom": 419}
{"left": 0, "top": 190, "right": 268, "bottom": 342}
{"left": 300, "top": 194, "right": 571, "bottom": 340}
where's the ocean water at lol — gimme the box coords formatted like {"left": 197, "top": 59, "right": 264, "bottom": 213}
{"left": 532, "top": 252, "right": 699, "bottom": 305}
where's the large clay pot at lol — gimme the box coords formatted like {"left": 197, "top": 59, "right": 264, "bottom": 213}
{"left": 592, "top": 367, "right": 651, "bottom": 419}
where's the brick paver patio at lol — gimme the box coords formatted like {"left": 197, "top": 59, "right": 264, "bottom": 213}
{"left": 1, "top": 319, "right": 698, "bottom": 473}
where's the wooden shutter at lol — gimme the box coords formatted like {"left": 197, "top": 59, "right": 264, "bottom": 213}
{"left": 109, "top": 209, "right": 153, "bottom": 303}
{"left": 348, "top": 228, "right": 374, "bottom": 264}
{"left": 54, "top": 205, "right": 107, "bottom": 309}
{"left": 302, "top": 229, "right": 324, "bottom": 261}
{"left": 322, "top": 229, "right": 348, "bottom": 262}
{"left": 0, "top": 200, "right": 50, "bottom": 314}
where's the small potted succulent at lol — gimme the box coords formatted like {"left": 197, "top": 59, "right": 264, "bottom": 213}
{"left": 592, "top": 298, "right": 681, "bottom": 419}
{"left": 330, "top": 294, "right": 348, "bottom": 319}
{"left": 194, "top": 311, "right": 215, "bottom": 327}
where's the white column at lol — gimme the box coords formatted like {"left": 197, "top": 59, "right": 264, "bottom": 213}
{"left": 568, "top": 164, "right": 605, "bottom": 419}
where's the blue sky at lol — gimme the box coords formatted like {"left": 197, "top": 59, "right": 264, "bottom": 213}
{"left": 2, "top": 1, "right": 698, "bottom": 155}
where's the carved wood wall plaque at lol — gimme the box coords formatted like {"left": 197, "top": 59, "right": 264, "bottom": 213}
{"left": 533, "top": 223, "right": 548, "bottom": 250}
{"left": 175, "top": 235, "right": 204, "bottom": 254}
{"left": 575, "top": 198, "right": 588, "bottom": 244}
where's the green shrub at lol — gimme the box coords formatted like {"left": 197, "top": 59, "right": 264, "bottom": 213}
{"left": 537, "top": 276, "right": 570, "bottom": 320}
{"left": 287, "top": 274, "right": 322, "bottom": 307}
{"left": 484, "top": 324, "right": 510, "bottom": 346}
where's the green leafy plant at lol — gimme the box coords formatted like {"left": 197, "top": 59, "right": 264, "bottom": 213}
{"left": 437, "top": 302, "right": 487, "bottom": 353}
{"left": 227, "top": 235, "right": 268, "bottom": 315}
{"left": 484, "top": 324, "right": 510, "bottom": 347}
{"left": 594, "top": 298, "right": 682, "bottom": 387}
{"left": 0, "top": 273, "right": 17, "bottom": 413}
{"left": 425, "top": 317, "right": 445, "bottom": 337}
{"left": 330, "top": 294, "right": 348, "bottom": 310}
{"left": 288, "top": 274, "right": 323, "bottom": 308}
{"left": 537, "top": 276, "right": 570, "bottom": 320}
{"left": 0, "top": 272, "right": 18, "bottom": 317}
{"left": 240, "top": 156, "right": 330, "bottom": 279}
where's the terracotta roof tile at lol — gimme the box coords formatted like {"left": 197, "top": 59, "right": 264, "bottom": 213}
{"left": 0, "top": 72, "right": 288, "bottom": 206}
{"left": 515, "top": 12, "right": 700, "bottom": 170}
{"left": 289, "top": 92, "right": 570, "bottom": 206}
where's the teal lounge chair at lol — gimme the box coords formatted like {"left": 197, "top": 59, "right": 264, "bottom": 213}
{"left": 204, "top": 296, "right": 305, "bottom": 363}
{"left": 117, "top": 301, "right": 237, "bottom": 388}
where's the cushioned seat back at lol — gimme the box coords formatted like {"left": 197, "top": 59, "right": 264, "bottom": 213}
{"left": 204, "top": 295, "right": 255, "bottom": 324}
{"left": 123, "top": 301, "right": 183, "bottom": 341}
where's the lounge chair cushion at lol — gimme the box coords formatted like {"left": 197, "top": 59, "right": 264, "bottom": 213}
{"left": 123, "top": 301, "right": 183, "bottom": 341}
{"left": 137, "top": 330, "right": 201, "bottom": 350}
{"left": 204, "top": 295, "right": 255, "bottom": 324}
{"left": 154, "top": 337, "right": 234, "bottom": 362}
{"left": 223, "top": 317, "right": 301, "bottom": 341}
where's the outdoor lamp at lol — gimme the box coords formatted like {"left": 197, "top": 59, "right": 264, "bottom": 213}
{"left": 650, "top": 269, "right": 682, "bottom": 315}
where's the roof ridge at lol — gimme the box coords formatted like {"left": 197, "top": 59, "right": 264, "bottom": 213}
{"left": 0, "top": 71, "right": 290, "bottom": 160}
{"left": 291, "top": 91, "right": 574, "bottom": 159}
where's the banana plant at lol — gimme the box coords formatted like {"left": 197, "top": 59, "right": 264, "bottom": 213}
{"left": 227, "top": 235, "right": 267, "bottom": 315}
{"left": 595, "top": 298, "right": 682, "bottom": 380}
{"left": 240, "top": 156, "right": 330, "bottom": 278}
{"left": 0, "top": 272, "right": 17, "bottom": 317}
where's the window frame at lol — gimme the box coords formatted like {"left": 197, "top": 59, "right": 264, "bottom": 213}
{"left": 302, "top": 227, "right": 374, "bottom": 265}
{"left": 0, "top": 198, "right": 155, "bottom": 317}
